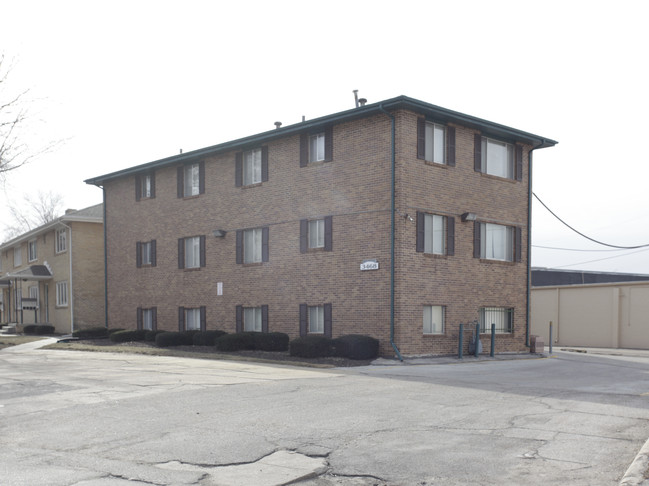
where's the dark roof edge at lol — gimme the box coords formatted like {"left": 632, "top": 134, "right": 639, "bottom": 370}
{"left": 85, "top": 95, "right": 558, "bottom": 186}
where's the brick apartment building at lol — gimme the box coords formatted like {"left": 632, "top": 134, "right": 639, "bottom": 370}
{"left": 85, "top": 96, "right": 556, "bottom": 356}
{"left": 0, "top": 204, "right": 105, "bottom": 334}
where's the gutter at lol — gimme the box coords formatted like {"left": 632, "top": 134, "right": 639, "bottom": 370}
{"left": 379, "top": 103, "right": 403, "bottom": 361}
{"left": 102, "top": 187, "right": 108, "bottom": 328}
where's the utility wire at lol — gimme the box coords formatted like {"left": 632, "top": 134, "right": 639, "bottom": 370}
{"left": 533, "top": 193, "right": 649, "bottom": 249}
{"left": 532, "top": 244, "right": 630, "bottom": 252}
{"left": 553, "top": 247, "right": 649, "bottom": 268}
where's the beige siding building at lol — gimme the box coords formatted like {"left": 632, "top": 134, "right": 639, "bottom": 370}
{"left": 0, "top": 204, "right": 105, "bottom": 334}
{"left": 86, "top": 96, "right": 556, "bottom": 356}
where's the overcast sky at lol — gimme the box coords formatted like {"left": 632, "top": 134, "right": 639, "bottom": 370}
{"left": 1, "top": 0, "right": 648, "bottom": 274}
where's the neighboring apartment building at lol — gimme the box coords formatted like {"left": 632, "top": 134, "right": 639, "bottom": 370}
{"left": 0, "top": 204, "right": 105, "bottom": 334}
{"left": 85, "top": 96, "right": 556, "bottom": 356}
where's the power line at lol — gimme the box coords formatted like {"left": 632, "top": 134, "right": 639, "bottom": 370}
{"left": 532, "top": 244, "right": 630, "bottom": 252}
{"left": 553, "top": 247, "right": 649, "bottom": 269}
{"left": 533, "top": 193, "right": 649, "bottom": 249}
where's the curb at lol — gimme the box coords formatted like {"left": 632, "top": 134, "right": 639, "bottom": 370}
{"left": 620, "top": 437, "right": 649, "bottom": 485}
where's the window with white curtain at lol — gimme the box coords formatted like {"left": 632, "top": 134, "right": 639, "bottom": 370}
{"left": 424, "top": 214, "right": 446, "bottom": 255}
{"left": 184, "top": 163, "right": 200, "bottom": 197}
{"left": 481, "top": 137, "right": 514, "bottom": 179}
{"left": 28, "top": 240, "right": 38, "bottom": 262}
{"left": 185, "top": 308, "right": 201, "bottom": 330}
{"left": 480, "top": 307, "right": 513, "bottom": 333}
{"left": 243, "top": 148, "right": 262, "bottom": 185}
{"left": 142, "top": 309, "right": 154, "bottom": 330}
{"left": 423, "top": 305, "right": 445, "bottom": 334}
{"left": 309, "top": 133, "right": 325, "bottom": 162}
{"left": 480, "top": 223, "right": 513, "bottom": 261}
{"left": 424, "top": 122, "right": 446, "bottom": 164}
{"left": 308, "top": 305, "right": 324, "bottom": 334}
{"left": 184, "top": 237, "right": 201, "bottom": 268}
{"left": 243, "top": 307, "right": 262, "bottom": 332}
{"left": 243, "top": 228, "right": 262, "bottom": 263}
{"left": 308, "top": 219, "right": 325, "bottom": 249}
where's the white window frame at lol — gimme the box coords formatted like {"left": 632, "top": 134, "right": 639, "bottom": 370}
{"left": 424, "top": 214, "right": 446, "bottom": 255}
{"left": 142, "top": 308, "right": 154, "bottom": 330}
{"left": 56, "top": 228, "right": 67, "bottom": 253}
{"left": 28, "top": 239, "right": 38, "bottom": 262}
{"left": 481, "top": 137, "right": 514, "bottom": 179}
{"left": 480, "top": 223, "right": 514, "bottom": 262}
{"left": 56, "top": 281, "right": 68, "bottom": 307}
{"left": 141, "top": 241, "right": 152, "bottom": 266}
{"left": 480, "top": 307, "right": 513, "bottom": 334}
{"left": 243, "top": 228, "right": 262, "bottom": 264}
{"left": 185, "top": 308, "right": 201, "bottom": 330}
{"left": 425, "top": 122, "right": 446, "bottom": 164}
{"left": 243, "top": 148, "right": 262, "bottom": 186}
{"left": 141, "top": 174, "right": 152, "bottom": 198}
{"left": 423, "top": 305, "right": 445, "bottom": 334}
{"left": 184, "top": 163, "right": 200, "bottom": 197}
{"left": 13, "top": 246, "right": 22, "bottom": 267}
{"left": 184, "top": 237, "right": 201, "bottom": 269}
{"left": 308, "top": 305, "right": 324, "bottom": 334}
{"left": 243, "top": 307, "right": 262, "bottom": 332}
{"left": 308, "top": 219, "right": 325, "bottom": 249}
{"left": 309, "top": 133, "right": 325, "bottom": 163}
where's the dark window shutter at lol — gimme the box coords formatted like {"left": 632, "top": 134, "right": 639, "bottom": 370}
{"left": 198, "top": 161, "right": 205, "bottom": 194}
{"left": 150, "top": 172, "right": 156, "bottom": 198}
{"left": 236, "top": 305, "right": 243, "bottom": 333}
{"left": 135, "top": 176, "right": 141, "bottom": 201}
{"left": 235, "top": 230, "right": 243, "bottom": 264}
{"left": 474, "top": 134, "right": 482, "bottom": 172}
{"left": 152, "top": 307, "right": 157, "bottom": 330}
{"left": 299, "top": 304, "right": 308, "bottom": 337}
{"left": 515, "top": 145, "right": 523, "bottom": 182}
{"left": 178, "top": 238, "right": 185, "bottom": 269}
{"left": 300, "top": 133, "right": 308, "bottom": 167}
{"left": 417, "top": 118, "right": 426, "bottom": 160}
{"left": 199, "top": 235, "right": 206, "bottom": 267}
{"left": 323, "top": 303, "right": 332, "bottom": 338}
{"left": 150, "top": 240, "right": 157, "bottom": 267}
{"left": 262, "top": 227, "right": 269, "bottom": 262}
{"left": 235, "top": 152, "right": 243, "bottom": 187}
{"left": 200, "top": 306, "right": 206, "bottom": 332}
{"left": 178, "top": 307, "right": 185, "bottom": 331}
{"left": 447, "top": 126, "right": 456, "bottom": 167}
{"left": 446, "top": 217, "right": 455, "bottom": 256}
{"left": 324, "top": 216, "right": 333, "bottom": 251}
{"left": 261, "top": 305, "right": 269, "bottom": 333}
{"left": 261, "top": 146, "right": 269, "bottom": 182}
{"left": 515, "top": 227, "right": 522, "bottom": 262}
{"left": 300, "top": 219, "right": 308, "bottom": 253}
{"left": 473, "top": 221, "right": 481, "bottom": 258}
{"left": 137, "top": 307, "right": 143, "bottom": 330}
{"left": 136, "top": 242, "right": 142, "bottom": 268}
{"left": 324, "top": 126, "right": 333, "bottom": 162}
{"left": 177, "top": 166, "right": 184, "bottom": 198}
{"left": 416, "top": 211, "right": 425, "bottom": 252}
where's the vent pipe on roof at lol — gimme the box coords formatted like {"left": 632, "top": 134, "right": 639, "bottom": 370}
{"left": 359, "top": 98, "right": 367, "bottom": 107}
{"left": 274, "top": 121, "right": 282, "bottom": 129}
{"left": 353, "top": 89, "right": 359, "bottom": 108}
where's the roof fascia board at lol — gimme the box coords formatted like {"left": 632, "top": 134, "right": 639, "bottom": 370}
{"left": 0, "top": 217, "right": 100, "bottom": 250}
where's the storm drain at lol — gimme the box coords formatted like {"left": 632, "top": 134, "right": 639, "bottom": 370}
{"left": 157, "top": 450, "right": 327, "bottom": 486}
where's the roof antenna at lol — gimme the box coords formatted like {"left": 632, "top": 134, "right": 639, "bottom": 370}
{"left": 353, "top": 89, "right": 359, "bottom": 108}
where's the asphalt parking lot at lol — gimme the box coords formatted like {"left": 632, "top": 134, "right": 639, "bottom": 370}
{"left": 1, "top": 339, "right": 648, "bottom": 485}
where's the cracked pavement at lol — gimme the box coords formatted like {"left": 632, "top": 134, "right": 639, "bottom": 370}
{"left": 1, "top": 341, "right": 648, "bottom": 485}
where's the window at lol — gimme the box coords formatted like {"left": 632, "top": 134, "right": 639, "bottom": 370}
{"left": 474, "top": 222, "right": 521, "bottom": 262}
{"left": 416, "top": 212, "right": 454, "bottom": 256}
{"left": 236, "top": 305, "right": 268, "bottom": 333}
{"left": 235, "top": 147, "right": 268, "bottom": 187}
{"left": 56, "top": 281, "right": 68, "bottom": 307}
{"left": 135, "top": 172, "right": 155, "bottom": 200}
{"left": 56, "top": 228, "right": 67, "bottom": 253}
{"left": 236, "top": 227, "right": 269, "bottom": 264}
{"left": 299, "top": 303, "right": 332, "bottom": 337}
{"left": 178, "top": 306, "right": 206, "bottom": 331}
{"left": 300, "top": 127, "right": 333, "bottom": 166}
{"left": 136, "top": 240, "right": 156, "bottom": 267}
{"left": 28, "top": 240, "right": 38, "bottom": 262}
{"left": 13, "top": 246, "right": 22, "bottom": 267}
{"left": 423, "top": 305, "right": 445, "bottom": 334}
{"left": 300, "top": 216, "right": 333, "bottom": 252}
{"left": 479, "top": 307, "right": 513, "bottom": 333}
{"left": 177, "top": 161, "right": 205, "bottom": 198}
{"left": 137, "top": 307, "right": 157, "bottom": 330}
{"left": 417, "top": 119, "right": 455, "bottom": 166}
{"left": 178, "top": 236, "right": 204, "bottom": 269}
{"left": 29, "top": 285, "right": 39, "bottom": 301}
{"left": 474, "top": 135, "right": 523, "bottom": 181}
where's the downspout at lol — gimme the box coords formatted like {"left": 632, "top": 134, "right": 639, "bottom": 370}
{"left": 526, "top": 140, "right": 546, "bottom": 347}
{"left": 102, "top": 187, "right": 108, "bottom": 329}
{"left": 379, "top": 103, "right": 403, "bottom": 361}
{"left": 58, "top": 221, "right": 74, "bottom": 333}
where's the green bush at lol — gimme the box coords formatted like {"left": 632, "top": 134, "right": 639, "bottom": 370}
{"left": 155, "top": 331, "right": 196, "bottom": 347}
{"left": 289, "top": 335, "right": 333, "bottom": 358}
{"left": 145, "top": 330, "right": 167, "bottom": 342}
{"left": 193, "top": 330, "right": 227, "bottom": 346}
{"left": 72, "top": 327, "right": 109, "bottom": 339}
{"left": 107, "top": 328, "right": 126, "bottom": 335}
{"left": 23, "top": 324, "right": 55, "bottom": 335}
{"left": 254, "top": 332, "right": 289, "bottom": 352}
{"left": 332, "top": 334, "right": 379, "bottom": 360}
{"left": 110, "top": 329, "right": 148, "bottom": 343}
{"left": 215, "top": 332, "right": 256, "bottom": 352}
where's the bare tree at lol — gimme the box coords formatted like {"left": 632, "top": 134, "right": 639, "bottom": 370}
{"left": 3, "top": 191, "right": 65, "bottom": 241}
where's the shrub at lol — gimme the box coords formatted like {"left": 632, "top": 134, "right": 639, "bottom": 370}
{"left": 23, "top": 324, "right": 55, "bottom": 335}
{"left": 110, "top": 329, "right": 148, "bottom": 343}
{"left": 289, "top": 335, "right": 333, "bottom": 358}
{"left": 193, "top": 330, "right": 227, "bottom": 346}
{"left": 254, "top": 332, "right": 289, "bottom": 352}
{"left": 155, "top": 331, "right": 196, "bottom": 347}
{"left": 215, "top": 332, "right": 256, "bottom": 352}
{"left": 72, "top": 327, "right": 109, "bottom": 339}
{"left": 332, "top": 334, "right": 379, "bottom": 360}
{"left": 107, "top": 328, "right": 126, "bottom": 335}
{"left": 145, "top": 330, "right": 167, "bottom": 342}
